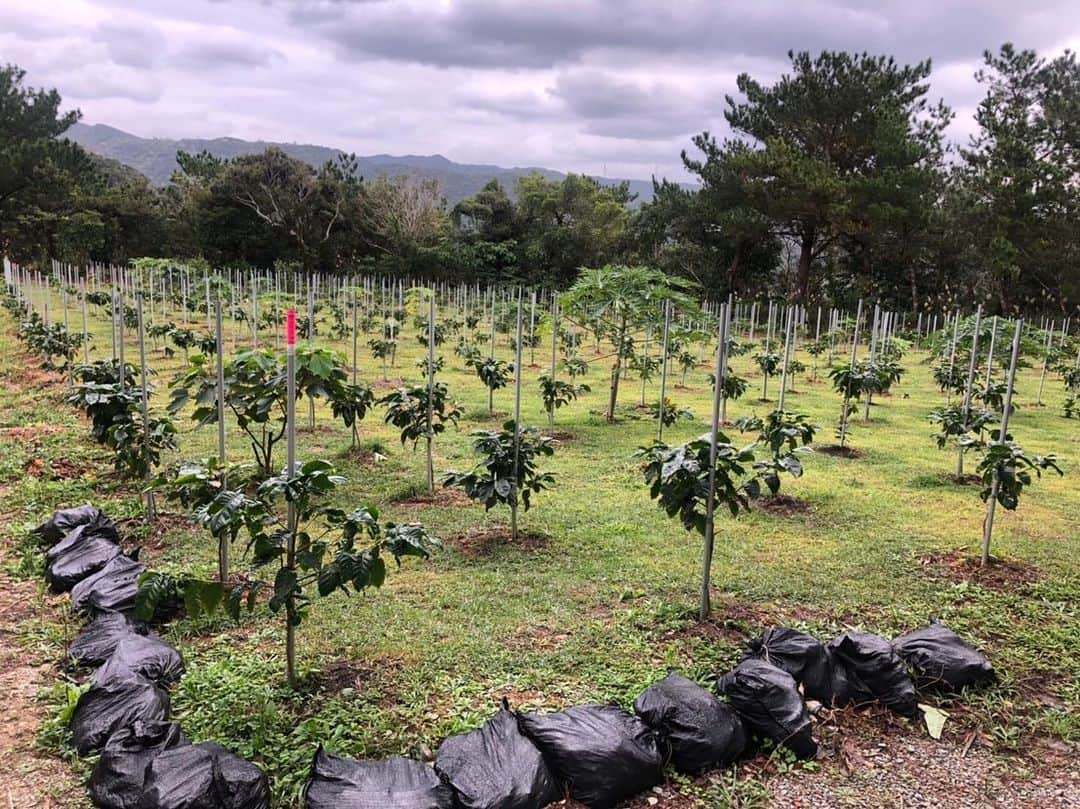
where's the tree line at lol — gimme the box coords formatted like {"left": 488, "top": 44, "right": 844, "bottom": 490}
{"left": 1, "top": 44, "right": 1077, "bottom": 315}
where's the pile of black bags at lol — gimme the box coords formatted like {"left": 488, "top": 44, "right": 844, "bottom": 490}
{"left": 34, "top": 505, "right": 270, "bottom": 809}
{"left": 36, "top": 505, "right": 999, "bottom": 809}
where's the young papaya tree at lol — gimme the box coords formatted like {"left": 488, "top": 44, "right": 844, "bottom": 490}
{"left": 562, "top": 265, "right": 700, "bottom": 422}
{"left": 443, "top": 421, "right": 555, "bottom": 541}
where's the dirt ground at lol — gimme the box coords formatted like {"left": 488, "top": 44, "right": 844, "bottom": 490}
{"left": 0, "top": 569, "right": 85, "bottom": 809}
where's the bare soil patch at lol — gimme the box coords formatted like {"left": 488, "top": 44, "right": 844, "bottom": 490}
{"left": 546, "top": 430, "right": 576, "bottom": 443}
{"left": 0, "top": 569, "right": 83, "bottom": 808}
{"left": 918, "top": 549, "right": 1041, "bottom": 590}
{"left": 754, "top": 494, "right": 813, "bottom": 518}
{"left": 315, "top": 659, "right": 382, "bottom": 694}
{"left": 1, "top": 424, "right": 66, "bottom": 442}
{"left": 818, "top": 445, "right": 867, "bottom": 459}
{"left": 445, "top": 526, "right": 549, "bottom": 558}
{"left": 505, "top": 623, "right": 570, "bottom": 653}
{"left": 393, "top": 487, "right": 474, "bottom": 510}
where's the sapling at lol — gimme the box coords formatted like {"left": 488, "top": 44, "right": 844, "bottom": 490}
{"left": 379, "top": 382, "right": 460, "bottom": 489}
{"left": 137, "top": 460, "right": 437, "bottom": 688}
{"left": 561, "top": 266, "right": 699, "bottom": 422}
{"left": 735, "top": 410, "right": 817, "bottom": 489}
{"left": 443, "top": 421, "right": 555, "bottom": 541}
{"left": 538, "top": 374, "right": 589, "bottom": 425}
{"left": 471, "top": 356, "right": 513, "bottom": 414}
{"left": 754, "top": 351, "right": 781, "bottom": 400}
{"left": 928, "top": 405, "right": 997, "bottom": 479}
{"left": 636, "top": 431, "right": 785, "bottom": 618}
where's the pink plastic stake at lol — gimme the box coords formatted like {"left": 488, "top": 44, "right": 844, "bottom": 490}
{"left": 285, "top": 309, "right": 297, "bottom": 348}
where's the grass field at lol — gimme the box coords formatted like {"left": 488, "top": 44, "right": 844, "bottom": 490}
{"left": 1, "top": 295, "right": 1077, "bottom": 807}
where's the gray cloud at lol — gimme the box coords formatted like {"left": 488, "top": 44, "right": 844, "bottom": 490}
{"left": 1, "top": 0, "right": 1077, "bottom": 183}
{"left": 288, "top": 0, "right": 1080, "bottom": 70}
{"left": 170, "top": 39, "right": 282, "bottom": 69}
{"left": 96, "top": 21, "right": 167, "bottom": 69}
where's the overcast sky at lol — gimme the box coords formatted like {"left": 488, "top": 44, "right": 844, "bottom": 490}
{"left": 2, "top": 0, "right": 1078, "bottom": 182}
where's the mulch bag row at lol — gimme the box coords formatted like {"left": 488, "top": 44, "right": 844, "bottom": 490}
{"left": 34, "top": 505, "right": 271, "bottom": 809}
{"left": 36, "top": 505, "right": 997, "bottom": 809}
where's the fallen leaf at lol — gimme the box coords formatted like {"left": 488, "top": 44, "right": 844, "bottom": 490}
{"left": 920, "top": 703, "right": 949, "bottom": 740}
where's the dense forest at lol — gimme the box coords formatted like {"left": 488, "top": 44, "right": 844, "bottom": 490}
{"left": 1, "top": 45, "right": 1077, "bottom": 315}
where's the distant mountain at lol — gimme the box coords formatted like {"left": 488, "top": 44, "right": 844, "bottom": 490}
{"left": 67, "top": 122, "right": 668, "bottom": 205}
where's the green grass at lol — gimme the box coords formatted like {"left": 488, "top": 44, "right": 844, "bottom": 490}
{"left": 2, "top": 294, "right": 1077, "bottom": 808}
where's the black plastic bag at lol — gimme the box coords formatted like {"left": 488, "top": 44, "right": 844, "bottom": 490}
{"left": 435, "top": 701, "right": 560, "bottom": 809}
{"left": 633, "top": 672, "right": 747, "bottom": 773}
{"left": 893, "top": 622, "right": 996, "bottom": 693}
{"left": 71, "top": 555, "right": 146, "bottom": 615}
{"left": 47, "top": 535, "right": 121, "bottom": 593}
{"left": 140, "top": 741, "right": 270, "bottom": 809}
{"left": 517, "top": 705, "right": 662, "bottom": 809}
{"left": 35, "top": 504, "right": 115, "bottom": 545}
{"left": 69, "top": 612, "right": 148, "bottom": 668}
{"left": 93, "top": 634, "right": 185, "bottom": 687}
{"left": 716, "top": 659, "right": 817, "bottom": 760}
{"left": 88, "top": 720, "right": 188, "bottom": 809}
{"left": 745, "top": 627, "right": 836, "bottom": 704}
{"left": 826, "top": 632, "right": 918, "bottom": 717}
{"left": 71, "top": 673, "right": 170, "bottom": 756}
{"left": 305, "top": 747, "right": 454, "bottom": 809}
{"left": 46, "top": 523, "right": 95, "bottom": 562}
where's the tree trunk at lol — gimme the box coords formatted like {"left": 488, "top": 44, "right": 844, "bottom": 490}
{"left": 606, "top": 316, "right": 627, "bottom": 422}
{"left": 796, "top": 227, "right": 815, "bottom": 303}
{"left": 726, "top": 249, "right": 742, "bottom": 296}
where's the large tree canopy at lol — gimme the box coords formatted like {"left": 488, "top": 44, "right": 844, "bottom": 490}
{"left": 720, "top": 50, "right": 952, "bottom": 303}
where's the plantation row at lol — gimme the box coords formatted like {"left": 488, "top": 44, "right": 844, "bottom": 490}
{"left": 7, "top": 262, "right": 1076, "bottom": 652}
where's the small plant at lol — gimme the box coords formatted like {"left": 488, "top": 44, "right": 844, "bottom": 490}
{"left": 828, "top": 364, "right": 876, "bottom": 447}
{"left": 649, "top": 398, "right": 694, "bottom": 427}
{"left": 735, "top": 410, "right": 817, "bottom": 486}
{"left": 636, "top": 432, "right": 784, "bottom": 618}
{"left": 562, "top": 356, "right": 589, "bottom": 380}
{"left": 928, "top": 405, "right": 998, "bottom": 479}
{"left": 676, "top": 350, "right": 697, "bottom": 385}
{"left": 380, "top": 382, "right": 460, "bottom": 491}
{"left": 471, "top": 356, "right": 513, "bottom": 414}
{"left": 977, "top": 440, "right": 1062, "bottom": 512}
{"left": 754, "top": 351, "right": 781, "bottom": 399}
{"left": 932, "top": 356, "right": 968, "bottom": 395}
{"left": 978, "top": 380, "right": 1012, "bottom": 414}
{"left": 415, "top": 355, "right": 446, "bottom": 376}
{"left": 630, "top": 353, "right": 661, "bottom": 406}
{"left": 368, "top": 338, "right": 397, "bottom": 378}
{"left": 443, "top": 421, "right": 555, "bottom": 540}
{"left": 330, "top": 381, "right": 376, "bottom": 448}
{"left": 538, "top": 374, "right": 590, "bottom": 427}
{"left": 138, "top": 460, "right": 437, "bottom": 688}
{"left": 1065, "top": 393, "right": 1078, "bottom": 419}
{"left": 708, "top": 372, "right": 749, "bottom": 402}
